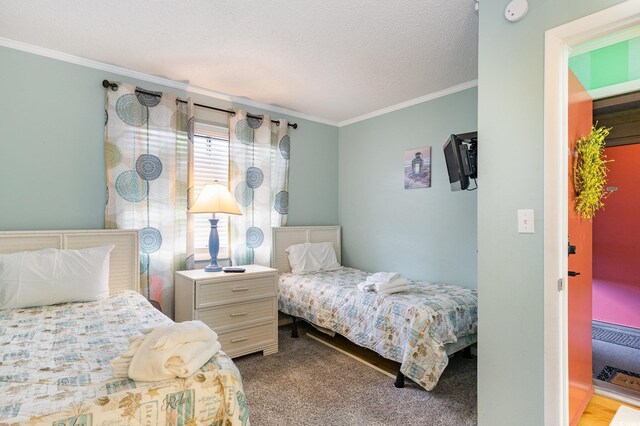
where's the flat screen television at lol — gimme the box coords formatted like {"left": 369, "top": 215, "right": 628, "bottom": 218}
{"left": 443, "top": 132, "right": 477, "bottom": 191}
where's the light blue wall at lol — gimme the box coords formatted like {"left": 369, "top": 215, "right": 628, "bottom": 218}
{"left": 338, "top": 87, "right": 478, "bottom": 288}
{"left": 0, "top": 46, "right": 339, "bottom": 231}
{"left": 477, "top": 1, "right": 625, "bottom": 425}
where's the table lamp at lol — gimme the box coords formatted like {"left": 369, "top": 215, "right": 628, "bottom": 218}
{"left": 189, "top": 181, "right": 241, "bottom": 272}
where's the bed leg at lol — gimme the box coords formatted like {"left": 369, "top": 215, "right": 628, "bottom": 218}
{"left": 462, "top": 346, "right": 472, "bottom": 359}
{"left": 291, "top": 316, "right": 299, "bottom": 338}
{"left": 394, "top": 370, "right": 405, "bottom": 388}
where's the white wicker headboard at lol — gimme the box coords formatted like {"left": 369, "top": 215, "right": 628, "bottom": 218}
{"left": 0, "top": 229, "right": 140, "bottom": 294}
{"left": 272, "top": 226, "right": 341, "bottom": 273}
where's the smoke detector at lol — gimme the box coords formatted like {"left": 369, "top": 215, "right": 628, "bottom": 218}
{"left": 505, "top": 0, "right": 528, "bottom": 22}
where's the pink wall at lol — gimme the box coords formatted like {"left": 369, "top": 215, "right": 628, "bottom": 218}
{"left": 592, "top": 143, "right": 640, "bottom": 329}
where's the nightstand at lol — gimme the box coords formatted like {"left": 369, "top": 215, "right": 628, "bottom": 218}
{"left": 174, "top": 265, "right": 278, "bottom": 358}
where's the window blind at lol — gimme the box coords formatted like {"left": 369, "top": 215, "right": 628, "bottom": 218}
{"left": 193, "top": 123, "right": 230, "bottom": 260}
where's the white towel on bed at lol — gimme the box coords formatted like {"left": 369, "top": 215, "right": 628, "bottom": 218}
{"left": 366, "top": 272, "right": 401, "bottom": 283}
{"left": 358, "top": 277, "right": 409, "bottom": 293}
{"left": 378, "top": 284, "right": 409, "bottom": 295}
{"left": 141, "top": 320, "right": 217, "bottom": 350}
{"left": 111, "top": 321, "right": 220, "bottom": 381}
{"left": 357, "top": 281, "right": 372, "bottom": 292}
{"left": 111, "top": 334, "right": 146, "bottom": 378}
{"left": 163, "top": 339, "right": 222, "bottom": 377}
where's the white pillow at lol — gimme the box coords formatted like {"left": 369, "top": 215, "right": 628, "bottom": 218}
{"left": 0, "top": 245, "right": 114, "bottom": 309}
{"left": 285, "top": 242, "right": 341, "bottom": 274}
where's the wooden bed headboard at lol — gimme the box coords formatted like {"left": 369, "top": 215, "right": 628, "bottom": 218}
{"left": 0, "top": 229, "right": 140, "bottom": 294}
{"left": 272, "top": 226, "right": 341, "bottom": 273}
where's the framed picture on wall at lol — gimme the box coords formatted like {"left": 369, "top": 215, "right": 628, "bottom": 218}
{"left": 404, "top": 146, "right": 431, "bottom": 189}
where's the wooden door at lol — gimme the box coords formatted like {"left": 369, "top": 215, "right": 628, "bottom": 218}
{"left": 567, "top": 70, "right": 594, "bottom": 426}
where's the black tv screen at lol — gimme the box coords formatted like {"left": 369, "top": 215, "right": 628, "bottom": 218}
{"left": 443, "top": 133, "right": 477, "bottom": 192}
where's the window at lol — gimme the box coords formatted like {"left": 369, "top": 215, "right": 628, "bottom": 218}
{"left": 193, "top": 123, "right": 230, "bottom": 260}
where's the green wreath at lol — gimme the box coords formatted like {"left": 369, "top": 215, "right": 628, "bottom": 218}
{"left": 574, "top": 124, "right": 612, "bottom": 220}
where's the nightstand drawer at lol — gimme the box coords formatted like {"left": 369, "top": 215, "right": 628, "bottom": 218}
{"left": 196, "top": 299, "right": 276, "bottom": 332}
{"left": 195, "top": 276, "right": 275, "bottom": 308}
{"left": 175, "top": 265, "right": 277, "bottom": 359}
{"left": 219, "top": 323, "right": 276, "bottom": 357}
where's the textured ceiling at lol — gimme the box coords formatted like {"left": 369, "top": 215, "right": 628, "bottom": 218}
{"left": 0, "top": 0, "right": 478, "bottom": 124}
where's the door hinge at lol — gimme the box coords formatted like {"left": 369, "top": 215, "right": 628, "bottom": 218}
{"left": 558, "top": 278, "right": 564, "bottom": 291}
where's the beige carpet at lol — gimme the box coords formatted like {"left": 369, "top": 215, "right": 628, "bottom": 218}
{"left": 234, "top": 323, "right": 477, "bottom": 426}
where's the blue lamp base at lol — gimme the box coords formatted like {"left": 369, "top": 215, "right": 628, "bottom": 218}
{"left": 204, "top": 217, "right": 222, "bottom": 272}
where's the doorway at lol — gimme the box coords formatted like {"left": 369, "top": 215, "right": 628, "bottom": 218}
{"left": 590, "top": 92, "right": 640, "bottom": 400}
{"left": 568, "top": 37, "right": 640, "bottom": 410}
{"left": 544, "top": 3, "right": 640, "bottom": 425}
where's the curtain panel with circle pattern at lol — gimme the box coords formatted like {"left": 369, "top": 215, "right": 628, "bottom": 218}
{"left": 104, "top": 83, "right": 195, "bottom": 317}
{"left": 229, "top": 110, "right": 290, "bottom": 267}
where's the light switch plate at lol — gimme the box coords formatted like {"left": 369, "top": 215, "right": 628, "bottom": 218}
{"left": 518, "top": 209, "right": 534, "bottom": 233}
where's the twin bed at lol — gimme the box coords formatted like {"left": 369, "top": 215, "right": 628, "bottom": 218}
{"left": 0, "top": 230, "right": 248, "bottom": 426}
{"left": 272, "top": 226, "right": 478, "bottom": 391}
{"left": 0, "top": 226, "right": 477, "bottom": 423}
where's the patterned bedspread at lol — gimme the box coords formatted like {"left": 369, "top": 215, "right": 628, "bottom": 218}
{"left": 278, "top": 268, "right": 477, "bottom": 391}
{"left": 0, "top": 291, "right": 249, "bottom": 425}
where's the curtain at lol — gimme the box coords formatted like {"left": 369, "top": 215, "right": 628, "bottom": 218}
{"left": 104, "top": 83, "right": 195, "bottom": 317}
{"left": 229, "top": 110, "right": 290, "bottom": 266}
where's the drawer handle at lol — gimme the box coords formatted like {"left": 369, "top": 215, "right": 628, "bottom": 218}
{"left": 231, "top": 337, "right": 248, "bottom": 343}
{"left": 231, "top": 287, "right": 249, "bottom": 292}
{"left": 230, "top": 312, "right": 248, "bottom": 317}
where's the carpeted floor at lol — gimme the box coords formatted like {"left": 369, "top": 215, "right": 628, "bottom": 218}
{"left": 593, "top": 322, "right": 640, "bottom": 382}
{"left": 234, "top": 324, "right": 477, "bottom": 426}
{"left": 593, "top": 322, "right": 640, "bottom": 350}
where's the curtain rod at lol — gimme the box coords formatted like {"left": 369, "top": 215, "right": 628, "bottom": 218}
{"left": 102, "top": 80, "right": 298, "bottom": 129}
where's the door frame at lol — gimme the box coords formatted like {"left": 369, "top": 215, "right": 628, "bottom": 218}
{"left": 544, "top": 2, "right": 640, "bottom": 425}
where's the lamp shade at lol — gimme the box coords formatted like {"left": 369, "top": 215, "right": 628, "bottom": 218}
{"left": 189, "top": 182, "right": 241, "bottom": 215}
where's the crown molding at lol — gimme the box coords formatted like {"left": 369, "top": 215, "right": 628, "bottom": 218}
{"left": 1, "top": 36, "right": 479, "bottom": 129}
{"left": 338, "top": 80, "right": 479, "bottom": 127}
{"left": 0, "top": 36, "right": 339, "bottom": 127}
